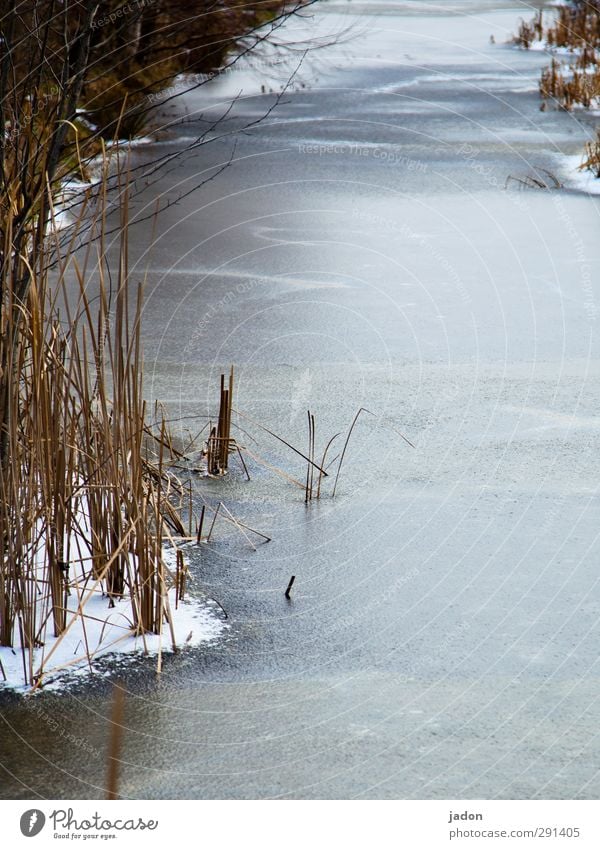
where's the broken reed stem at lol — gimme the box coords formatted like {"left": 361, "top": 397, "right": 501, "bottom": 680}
{"left": 305, "top": 411, "right": 312, "bottom": 503}
{"left": 207, "top": 502, "right": 222, "bottom": 541}
{"left": 241, "top": 446, "right": 306, "bottom": 490}
{"left": 219, "top": 373, "right": 226, "bottom": 471}
{"left": 199, "top": 500, "right": 271, "bottom": 546}
{"left": 332, "top": 408, "right": 375, "bottom": 498}
{"left": 317, "top": 433, "right": 340, "bottom": 499}
{"left": 233, "top": 408, "right": 328, "bottom": 478}
{"left": 175, "top": 549, "right": 186, "bottom": 608}
{"left": 208, "top": 368, "right": 235, "bottom": 475}
{"left": 304, "top": 411, "right": 318, "bottom": 502}
{"left": 285, "top": 575, "right": 295, "bottom": 598}
{"left": 220, "top": 503, "right": 257, "bottom": 551}
{"left": 230, "top": 517, "right": 271, "bottom": 543}
{"left": 197, "top": 505, "right": 206, "bottom": 543}
{"left": 236, "top": 446, "right": 251, "bottom": 481}
{"left": 106, "top": 684, "right": 125, "bottom": 800}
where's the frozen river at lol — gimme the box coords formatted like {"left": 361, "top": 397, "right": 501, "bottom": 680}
{"left": 2, "top": 0, "right": 600, "bottom": 799}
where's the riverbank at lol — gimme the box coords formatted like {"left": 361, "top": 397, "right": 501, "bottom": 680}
{"left": 515, "top": 1, "right": 600, "bottom": 181}
{"left": 0, "top": 2, "right": 307, "bottom": 693}
{"left": 2, "top": 0, "right": 599, "bottom": 799}
{"left": 0, "top": 549, "right": 225, "bottom": 694}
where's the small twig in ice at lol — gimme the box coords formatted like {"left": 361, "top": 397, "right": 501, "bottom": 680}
{"left": 332, "top": 408, "right": 375, "bottom": 498}
{"left": 285, "top": 576, "right": 296, "bottom": 599}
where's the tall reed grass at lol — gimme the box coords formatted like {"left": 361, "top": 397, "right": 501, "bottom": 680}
{"left": 514, "top": 1, "right": 600, "bottom": 176}
{"left": 0, "top": 155, "right": 186, "bottom": 688}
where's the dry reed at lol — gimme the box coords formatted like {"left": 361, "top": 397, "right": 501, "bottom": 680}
{"left": 106, "top": 683, "right": 125, "bottom": 800}
{"left": 581, "top": 128, "right": 600, "bottom": 176}
{"left": 0, "top": 153, "right": 190, "bottom": 689}
{"left": 516, "top": 2, "right": 600, "bottom": 115}
{"left": 205, "top": 368, "right": 235, "bottom": 475}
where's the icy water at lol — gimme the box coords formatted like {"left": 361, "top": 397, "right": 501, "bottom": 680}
{"left": 2, "top": 0, "right": 600, "bottom": 799}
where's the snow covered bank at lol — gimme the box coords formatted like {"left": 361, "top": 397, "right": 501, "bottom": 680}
{"left": 52, "top": 133, "right": 158, "bottom": 229}
{"left": 0, "top": 546, "right": 225, "bottom": 694}
{"left": 560, "top": 153, "right": 600, "bottom": 194}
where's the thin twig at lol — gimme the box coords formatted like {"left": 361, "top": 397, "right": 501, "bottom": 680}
{"left": 332, "top": 408, "right": 375, "bottom": 498}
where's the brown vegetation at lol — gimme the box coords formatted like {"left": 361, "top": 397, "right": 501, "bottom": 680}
{"left": 539, "top": 57, "right": 600, "bottom": 110}
{"left": 1, "top": 1, "right": 307, "bottom": 152}
{"left": 0, "top": 0, "right": 313, "bottom": 689}
{"left": 0, "top": 156, "right": 191, "bottom": 688}
{"left": 514, "top": 2, "right": 600, "bottom": 110}
{"left": 514, "top": 1, "right": 600, "bottom": 177}
{"left": 581, "top": 127, "right": 600, "bottom": 176}
{"left": 513, "top": 10, "right": 545, "bottom": 49}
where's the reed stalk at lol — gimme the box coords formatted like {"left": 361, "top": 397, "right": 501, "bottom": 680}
{"left": 0, "top": 152, "right": 190, "bottom": 687}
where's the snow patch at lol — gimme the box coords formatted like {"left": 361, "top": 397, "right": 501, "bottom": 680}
{"left": 0, "top": 540, "right": 225, "bottom": 694}
{"left": 561, "top": 153, "right": 600, "bottom": 195}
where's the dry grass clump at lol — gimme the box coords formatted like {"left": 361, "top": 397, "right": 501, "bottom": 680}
{"left": 514, "top": 10, "right": 544, "bottom": 49}
{"left": 580, "top": 128, "right": 600, "bottom": 176}
{"left": 514, "top": 2, "right": 600, "bottom": 178}
{"left": 544, "top": 1, "right": 600, "bottom": 50}
{"left": 0, "top": 159, "right": 191, "bottom": 689}
{"left": 0, "top": 5, "right": 197, "bottom": 688}
{"left": 4, "top": 1, "right": 300, "bottom": 153}
{"left": 505, "top": 167, "right": 562, "bottom": 190}
{"left": 515, "top": 2, "right": 600, "bottom": 107}
{"left": 515, "top": 1, "right": 600, "bottom": 51}
{"left": 205, "top": 369, "right": 235, "bottom": 476}
{"left": 540, "top": 56, "right": 600, "bottom": 109}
